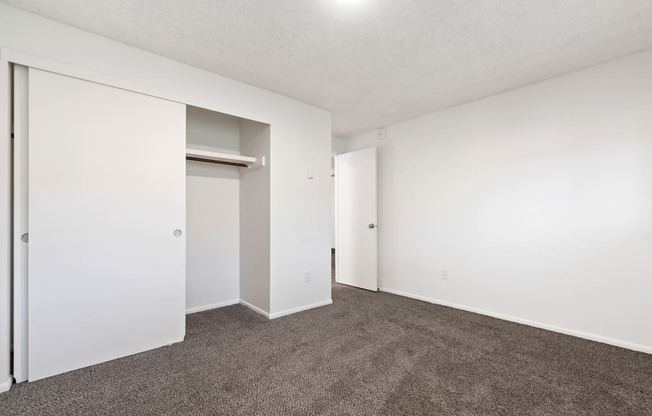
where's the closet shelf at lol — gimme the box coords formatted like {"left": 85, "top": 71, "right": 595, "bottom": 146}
{"left": 186, "top": 149, "right": 256, "bottom": 168}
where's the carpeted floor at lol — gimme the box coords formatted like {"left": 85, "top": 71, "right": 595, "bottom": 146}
{"left": 1, "top": 283, "right": 651, "bottom": 415}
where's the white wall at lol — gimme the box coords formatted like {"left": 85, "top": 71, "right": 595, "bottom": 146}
{"left": 0, "top": 4, "right": 331, "bottom": 316}
{"left": 341, "top": 49, "right": 652, "bottom": 353}
{"left": 186, "top": 107, "right": 241, "bottom": 313}
{"left": 270, "top": 110, "right": 333, "bottom": 316}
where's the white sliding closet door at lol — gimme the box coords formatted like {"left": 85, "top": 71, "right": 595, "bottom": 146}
{"left": 26, "top": 68, "right": 186, "bottom": 381}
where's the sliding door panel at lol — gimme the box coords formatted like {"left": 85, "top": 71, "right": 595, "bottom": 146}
{"left": 28, "top": 68, "right": 186, "bottom": 381}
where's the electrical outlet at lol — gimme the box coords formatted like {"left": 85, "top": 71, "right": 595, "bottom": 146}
{"left": 441, "top": 269, "right": 449, "bottom": 280}
{"left": 304, "top": 271, "right": 311, "bottom": 283}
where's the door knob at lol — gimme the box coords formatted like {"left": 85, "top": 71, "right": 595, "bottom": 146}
{"left": 368, "top": 223, "right": 376, "bottom": 229}
{"left": 173, "top": 229, "right": 183, "bottom": 237}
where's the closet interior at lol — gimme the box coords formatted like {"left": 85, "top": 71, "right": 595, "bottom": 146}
{"left": 185, "top": 105, "right": 271, "bottom": 315}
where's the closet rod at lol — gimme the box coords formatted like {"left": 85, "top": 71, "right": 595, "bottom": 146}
{"left": 186, "top": 156, "right": 249, "bottom": 168}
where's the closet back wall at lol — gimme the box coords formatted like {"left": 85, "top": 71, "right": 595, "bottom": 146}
{"left": 186, "top": 107, "right": 240, "bottom": 313}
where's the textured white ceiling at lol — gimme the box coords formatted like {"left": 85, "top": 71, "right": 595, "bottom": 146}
{"left": 3, "top": 0, "right": 652, "bottom": 137}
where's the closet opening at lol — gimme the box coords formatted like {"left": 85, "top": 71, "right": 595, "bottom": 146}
{"left": 185, "top": 105, "right": 270, "bottom": 316}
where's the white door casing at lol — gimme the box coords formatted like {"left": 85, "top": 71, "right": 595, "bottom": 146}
{"left": 336, "top": 147, "right": 378, "bottom": 291}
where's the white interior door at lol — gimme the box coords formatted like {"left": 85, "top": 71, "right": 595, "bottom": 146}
{"left": 336, "top": 147, "right": 377, "bottom": 291}
{"left": 26, "top": 68, "right": 186, "bottom": 381}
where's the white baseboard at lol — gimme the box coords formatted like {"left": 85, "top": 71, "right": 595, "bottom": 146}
{"left": 239, "top": 299, "right": 271, "bottom": 319}
{"left": 380, "top": 287, "right": 652, "bottom": 355}
{"left": 198, "top": 298, "right": 335, "bottom": 321}
{"left": 0, "top": 376, "right": 12, "bottom": 393}
{"left": 186, "top": 299, "right": 240, "bottom": 315}
{"left": 269, "top": 299, "right": 333, "bottom": 320}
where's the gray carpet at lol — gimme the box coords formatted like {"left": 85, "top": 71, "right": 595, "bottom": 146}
{"left": 1, "top": 283, "right": 651, "bottom": 415}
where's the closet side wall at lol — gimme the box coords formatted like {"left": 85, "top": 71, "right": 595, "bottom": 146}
{"left": 240, "top": 120, "right": 271, "bottom": 313}
{"left": 186, "top": 107, "right": 240, "bottom": 313}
